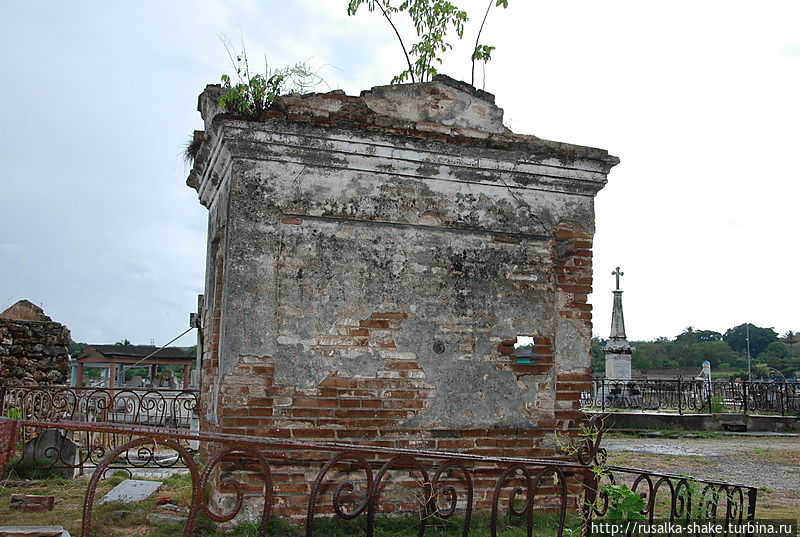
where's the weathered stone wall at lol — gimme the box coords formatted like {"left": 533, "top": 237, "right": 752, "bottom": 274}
{"left": 187, "top": 76, "right": 618, "bottom": 518}
{"left": 0, "top": 319, "right": 70, "bottom": 386}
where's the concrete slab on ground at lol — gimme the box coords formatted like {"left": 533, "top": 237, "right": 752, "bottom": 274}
{"left": 0, "top": 527, "right": 69, "bottom": 537}
{"left": 98, "top": 479, "right": 162, "bottom": 504}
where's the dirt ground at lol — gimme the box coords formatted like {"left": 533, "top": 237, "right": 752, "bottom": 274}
{"left": 603, "top": 434, "right": 800, "bottom": 518}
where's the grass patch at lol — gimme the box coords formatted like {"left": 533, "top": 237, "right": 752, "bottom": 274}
{"left": 605, "top": 451, "right": 719, "bottom": 470}
{"left": 755, "top": 503, "right": 800, "bottom": 521}
{"left": 0, "top": 472, "right": 584, "bottom": 537}
{"left": 106, "top": 469, "right": 130, "bottom": 487}
{"left": 307, "top": 511, "right": 581, "bottom": 537}
{"left": 0, "top": 476, "right": 110, "bottom": 535}
{"left": 740, "top": 449, "right": 800, "bottom": 465}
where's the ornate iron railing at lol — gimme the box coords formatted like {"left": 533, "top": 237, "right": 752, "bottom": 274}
{"left": 0, "top": 386, "right": 199, "bottom": 472}
{"left": 578, "top": 418, "right": 759, "bottom": 536}
{"left": 581, "top": 378, "right": 800, "bottom": 416}
{"left": 0, "top": 416, "right": 758, "bottom": 537}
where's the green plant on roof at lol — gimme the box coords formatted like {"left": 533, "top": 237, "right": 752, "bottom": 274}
{"left": 216, "top": 35, "right": 324, "bottom": 118}
{"left": 347, "top": 0, "right": 510, "bottom": 87}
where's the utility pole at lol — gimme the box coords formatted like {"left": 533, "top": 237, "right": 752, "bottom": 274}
{"left": 746, "top": 323, "right": 752, "bottom": 381}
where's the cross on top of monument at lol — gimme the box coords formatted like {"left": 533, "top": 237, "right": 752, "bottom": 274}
{"left": 612, "top": 267, "right": 624, "bottom": 291}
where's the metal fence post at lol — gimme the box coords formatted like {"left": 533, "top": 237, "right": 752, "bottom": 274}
{"left": 601, "top": 378, "right": 606, "bottom": 413}
{"left": 743, "top": 381, "right": 748, "bottom": 415}
{"left": 677, "top": 377, "right": 682, "bottom": 416}
{"left": 746, "top": 487, "right": 758, "bottom": 536}
{"left": 707, "top": 378, "right": 713, "bottom": 413}
{"left": 780, "top": 382, "right": 786, "bottom": 417}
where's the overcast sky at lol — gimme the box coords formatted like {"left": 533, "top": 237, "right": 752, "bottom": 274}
{"left": 1, "top": 1, "right": 798, "bottom": 347}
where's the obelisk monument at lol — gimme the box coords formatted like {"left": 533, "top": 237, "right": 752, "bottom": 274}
{"left": 604, "top": 267, "right": 634, "bottom": 379}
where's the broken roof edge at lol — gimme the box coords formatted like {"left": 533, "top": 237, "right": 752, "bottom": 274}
{"left": 77, "top": 345, "right": 192, "bottom": 361}
{"left": 187, "top": 77, "right": 620, "bottom": 190}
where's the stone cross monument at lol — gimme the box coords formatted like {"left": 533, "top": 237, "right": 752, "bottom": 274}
{"left": 604, "top": 267, "right": 634, "bottom": 379}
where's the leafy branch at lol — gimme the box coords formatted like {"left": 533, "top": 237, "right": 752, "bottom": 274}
{"left": 348, "top": 1, "right": 416, "bottom": 82}
{"left": 471, "top": 0, "right": 509, "bottom": 87}
{"left": 600, "top": 483, "right": 647, "bottom": 522}
{"left": 348, "top": 0, "right": 510, "bottom": 87}
{"left": 347, "top": 0, "right": 469, "bottom": 84}
{"left": 556, "top": 423, "right": 646, "bottom": 524}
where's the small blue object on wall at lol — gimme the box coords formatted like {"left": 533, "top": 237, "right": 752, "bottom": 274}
{"left": 513, "top": 337, "right": 535, "bottom": 365}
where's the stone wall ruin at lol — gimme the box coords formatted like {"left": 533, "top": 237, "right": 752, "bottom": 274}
{"left": 0, "top": 300, "right": 71, "bottom": 386}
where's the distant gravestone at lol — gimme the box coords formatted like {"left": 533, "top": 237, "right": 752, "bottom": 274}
{"left": 701, "top": 360, "right": 711, "bottom": 379}
{"left": 22, "top": 429, "right": 78, "bottom": 479}
{"left": 99, "top": 479, "right": 163, "bottom": 504}
{"left": 125, "top": 375, "right": 144, "bottom": 388}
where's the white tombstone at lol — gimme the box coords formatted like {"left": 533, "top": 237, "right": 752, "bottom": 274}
{"left": 125, "top": 375, "right": 144, "bottom": 388}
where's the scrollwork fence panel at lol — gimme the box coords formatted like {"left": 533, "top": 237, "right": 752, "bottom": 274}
{"left": 0, "top": 417, "right": 758, "bottom": 537}
{"left": 0, "top": 386, "right": 199, "bottom": 472}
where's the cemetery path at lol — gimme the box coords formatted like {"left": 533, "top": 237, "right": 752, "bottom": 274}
{"left": 604, "top": 435, "right": 800, "bottom": 517}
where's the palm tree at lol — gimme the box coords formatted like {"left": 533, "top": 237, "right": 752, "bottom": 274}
{"left": 783, "top": 331, "right": 799, "bottom": 355}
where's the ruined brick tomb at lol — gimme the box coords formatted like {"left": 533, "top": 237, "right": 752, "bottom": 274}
{"left": 186, "top": 75, "right": 619, "bottom": 519}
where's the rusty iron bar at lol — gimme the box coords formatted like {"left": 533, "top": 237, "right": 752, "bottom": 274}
{"left": 13, "top": 417, "right": 587, "bottom": 469}
{"left": 0, "top": 416, "right": 759, "bottom": 537}
{"left": 7, "top": 416, "right": 759, "bottom": 490}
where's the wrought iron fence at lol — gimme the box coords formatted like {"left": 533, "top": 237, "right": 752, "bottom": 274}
{"left": 0, "top": 416, "right": 757, "bottom": 537}
{"left": 0, "top": 385, "right": 199, "bottom": 473}
{"left": 578, "top": 418, "right": 758, "bottom": 536}
{"left": 581, "top": 378, "right": 800, "bottom": 415}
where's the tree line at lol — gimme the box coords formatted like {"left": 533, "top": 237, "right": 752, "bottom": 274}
{"left": 591, "top": 325, "right": 800, "bottom": 380}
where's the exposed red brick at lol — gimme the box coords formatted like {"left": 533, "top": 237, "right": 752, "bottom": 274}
{"left": 557, "top": 284, "right": 593, "bottom": 294}
{"left": 557, "top": 372, "right": 591, "bottom": 382}
{"left": 319, "top": 377, "right": 358, "bottom": 388}
{"left": 348, "top": 328, "right": 369, "bottom": 336}
{"left": 565, "top": 302, "right": 593, "bottom": 311}
{"left": 359, "top": 319, "right": 390, "bottom": 329}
